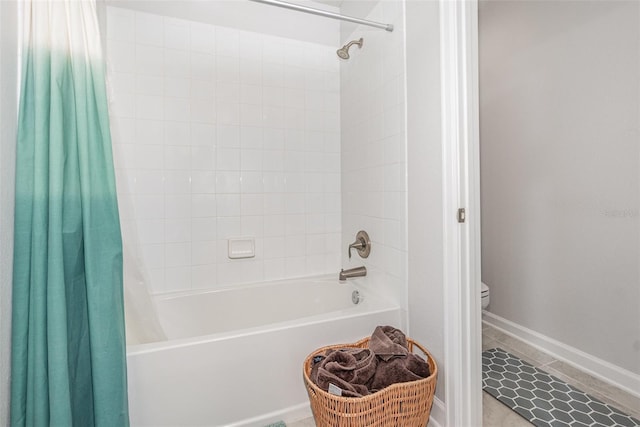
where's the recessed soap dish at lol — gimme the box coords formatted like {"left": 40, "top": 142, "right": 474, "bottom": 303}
{"left": 228, "top": 237, "right": 255, "bottom": 259}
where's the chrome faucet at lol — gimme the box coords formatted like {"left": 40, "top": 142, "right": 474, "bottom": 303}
{"left": 339, "top": 266, "right": 367, "bottom": 281}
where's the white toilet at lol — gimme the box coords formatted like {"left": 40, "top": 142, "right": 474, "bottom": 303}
{"left": 481, "top": 282, "right": 490, "bottom": 310}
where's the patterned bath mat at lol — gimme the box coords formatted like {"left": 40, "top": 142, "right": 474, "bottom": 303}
{"left": 482, "top": 348, "right": 640, "bottom": 427}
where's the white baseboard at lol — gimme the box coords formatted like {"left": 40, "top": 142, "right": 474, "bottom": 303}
{"left": 428, "top": 396, "right": 445, "bottom": 427}
{"left": 228, "top": 402, "right": 312, "bottom": 427}
{"left": 234, "top": 396, "right": 444, "bottom": 427}
{"left": 483, "top": 311, "right": 640, "bottom": 400}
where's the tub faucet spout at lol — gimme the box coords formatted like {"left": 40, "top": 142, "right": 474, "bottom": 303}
{"left": 339, "top": 266, "right": 367, "bottom": 281}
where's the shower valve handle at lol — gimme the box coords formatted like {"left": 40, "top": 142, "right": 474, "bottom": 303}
{"left": 348, "top": 230, "right": 371, "bottom": 259}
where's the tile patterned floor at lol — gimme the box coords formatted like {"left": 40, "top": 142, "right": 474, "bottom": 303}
{"left": 288, "top": 323, "right": 640, "bottom": 427}
{"left": 483, "top": 348, "right": 640, "bottom": 426}
{"left": 287, "top": 419, "right": 316, "bottom": 427}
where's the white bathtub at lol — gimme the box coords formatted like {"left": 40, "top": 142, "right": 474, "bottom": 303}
{"left": 126, "top": 275, "right": 401, "bottom": 427}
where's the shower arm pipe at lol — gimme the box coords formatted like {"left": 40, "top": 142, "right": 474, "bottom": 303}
{"left": 249, "top": 0, "right": 394, "bottom": 32}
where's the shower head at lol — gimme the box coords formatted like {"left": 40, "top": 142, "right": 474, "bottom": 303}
{"left": 336, "top": 47, "right": 350, "bottom": 60}
{"left": 336, "top": 38, "right": 363, "bottom": 60}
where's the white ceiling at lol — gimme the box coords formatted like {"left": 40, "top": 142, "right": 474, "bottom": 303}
{"left": 312, "top": 0, "right": 343, "bottom": 7}
{"left": 104, "top": 0, "right": 342, "bottom": 45}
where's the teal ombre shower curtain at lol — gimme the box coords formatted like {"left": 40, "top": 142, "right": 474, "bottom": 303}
{"left": 11, "top": 1, "right": 129, "bottom": 426}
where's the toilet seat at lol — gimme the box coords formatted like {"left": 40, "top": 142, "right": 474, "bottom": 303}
{"left": 481, "top": 282, "right": 490, "bottom": 310}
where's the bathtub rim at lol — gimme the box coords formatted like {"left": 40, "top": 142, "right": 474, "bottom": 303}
{"left": 151, "top": 273, "right": 346, "bottom": 301}
{"left": 127, "top": 277, "right": 398, "bottom": 356}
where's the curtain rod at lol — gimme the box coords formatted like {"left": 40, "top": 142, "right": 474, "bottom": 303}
{"left": 249, "top": 0, "right": 394, "bottom": 32}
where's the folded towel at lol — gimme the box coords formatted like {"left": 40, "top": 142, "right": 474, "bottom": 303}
{"left": 369, "top": 353, "right": 431, "bottom": 392}
{"left": 369, "top": 325, "right": 409, "bottom": 361}
{"left": 310, "top": 347, "right": 377, "bottom": 397}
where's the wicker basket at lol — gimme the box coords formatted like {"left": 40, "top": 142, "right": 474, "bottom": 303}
{"left": 302, "top": 337, "right": 438, "bottom": 427}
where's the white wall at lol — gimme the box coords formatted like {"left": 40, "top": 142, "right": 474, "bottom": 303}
{"left": 480, "top": 0, "right": 640, "bottom": 375}
{"left": 0, "top": 1, "right": 18, "bottom": 425}
{"left": 339, "top": 1, "right": 377, "bottom": 42}
{"left": 106, "top": 6, "right": 342, "bottom": 294}
{"left": 406, "top": 0, "right": 446, "bottom": 402}
{"left": 339, "top": 0, "right": 408, "bottom": 315}
{"left": 105, "top": 0, "right": 340, "bottom": 46}
{"left": 339, "top": 1, "right": 448, "bottom": 410}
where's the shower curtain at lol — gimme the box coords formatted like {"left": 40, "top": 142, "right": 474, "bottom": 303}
{"left": 11, "top": 1, "right": 129, "bottom": 426}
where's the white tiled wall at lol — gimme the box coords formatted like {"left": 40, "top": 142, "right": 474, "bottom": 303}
{"left": 340, "top": 1, "right": 408, "bottom": 309}
{"left": 106, "top": 7, "right": 341, "bottom": 294}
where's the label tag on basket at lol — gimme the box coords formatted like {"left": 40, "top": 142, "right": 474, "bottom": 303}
{"left": 328, "top": 383, "right": 343, "bottom": 396}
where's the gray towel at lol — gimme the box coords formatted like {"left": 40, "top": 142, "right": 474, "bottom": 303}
{"left": 310, "top": 347, "right": 377, "bottom": 397}
{"left": 369, "top": 352, "right": 431, "bottom": 392}
{"left": 367, "top": 325, "right": 430, "bottom": 391}
{"left": 369, "top": 325, "right": 409, "bottom": 361}
{"left": 309, "top": 326, "right": 430, "bottom": 396}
